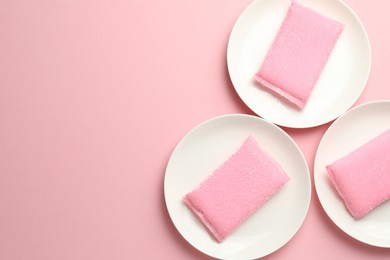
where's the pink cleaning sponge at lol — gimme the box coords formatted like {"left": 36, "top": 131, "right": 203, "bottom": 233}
{"left": 326, "top": 129, "right": 390, "bottom": 220}
{"left": 183, "top": 136, "right": 290, "bottom": 242}
{"left": 254, "top": 1, "right": 344, "bottom": 109}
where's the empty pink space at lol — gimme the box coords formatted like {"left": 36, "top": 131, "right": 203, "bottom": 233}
{"left": 0, "top": 0, "right": 389, "bottom": 260}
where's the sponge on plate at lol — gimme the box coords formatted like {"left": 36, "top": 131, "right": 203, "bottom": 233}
{"left": 183, "top": 136, "right": 290, "bottom": 242}
{"left": 326, "top": 129, "right": 390, "bottom": 219}
{"left": 254, "top": 1, "right": 344, "bottom": 109}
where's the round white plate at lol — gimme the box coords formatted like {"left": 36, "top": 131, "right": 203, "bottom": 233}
{"left": 164, "top": 114, "right": 311, "bottom": 259}
{"left": 227, "top": 0, "right": 371, "bottom": 128}
{"left": 314, "top": 101, "right": 390, "bottom": 247}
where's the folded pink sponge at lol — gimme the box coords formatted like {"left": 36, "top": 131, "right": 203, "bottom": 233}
{"left": 326, "top": 129, "right": 390, "bottom": 220}
{"left": 254, "top": 1, "right": 344, "bottom": 109}
{"left": 183, "top": 136, "right": 290, "bottom": 242}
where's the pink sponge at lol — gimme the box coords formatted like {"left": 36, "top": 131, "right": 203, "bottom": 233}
{"left": 183, "top": 136, "right": 290, "bottom": 242}
{"left": 254, "top": 1, "right": 344, "bottom": 109}
{"left": 326, "top": 129, "right": 390, "bottom": 220}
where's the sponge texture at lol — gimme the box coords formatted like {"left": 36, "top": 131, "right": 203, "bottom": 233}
{"left": 326, "top": 129, "right": 390, "bottom": 220}
{"left": 254, "top": 1, "right": 344, "bottom": 109}
{"left": 183, "top": 136, "right": 290, "bottom": 242}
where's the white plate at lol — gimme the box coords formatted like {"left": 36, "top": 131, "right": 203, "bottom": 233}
{"left": 164, "top": 114, "right": 311, "bottom": 259}
{"left": 227, "top": 0, "right": 371, "bottom": 128}
{"left": 314, "top": 101, "right": 390, "bottom": 247}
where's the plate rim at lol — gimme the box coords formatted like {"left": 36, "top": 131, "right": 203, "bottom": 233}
{"left": 164, "top": 113, "right": 312, "bottom": 259}
{"left": 227, "top": 0, "right": 371, "bottom": 128}
{"left": 314, "top": 100, "right": 390, "bottom": 248}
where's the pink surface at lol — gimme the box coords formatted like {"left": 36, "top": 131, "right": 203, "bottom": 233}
{"left": 184, "top": 136, "right": 289, "bottom": 242}
{"left": 255, "top": 1, "right": 344, "bottom": 109}
{"left": 326, "top": 129, "right": 390, "bottom": 219}
{"left": 0, "top": 0, "right": 389, "bottom": 259}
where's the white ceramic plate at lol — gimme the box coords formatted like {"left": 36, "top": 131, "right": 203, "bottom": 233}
{"left": 164, "top": 114, "right": 311, "bottom": 259}
{"left": 227, "top": 0, "right": 371, "bottom": 128}
{"left": 314, "top": 101, "right": 390, "bottom": 247}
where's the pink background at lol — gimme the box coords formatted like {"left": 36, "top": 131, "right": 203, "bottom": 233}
{"left": 0, "top": 0, "right": 389, "bottom": 259}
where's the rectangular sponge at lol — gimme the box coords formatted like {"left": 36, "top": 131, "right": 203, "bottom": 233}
{"left": 183, "top": 136, "right": 290, "bottom": 242}
{"left": 254, "top": 1, "right": 344, "bottom": 109}
{"left": 326, "top": 129, "right": 390, "bottom": 220}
